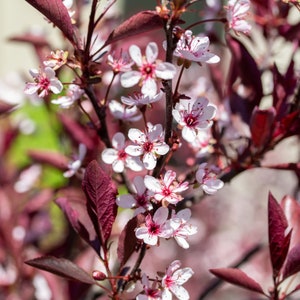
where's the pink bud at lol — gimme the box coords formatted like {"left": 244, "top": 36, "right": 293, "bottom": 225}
{"left": 92, "top": 271, "right": 107, "bottom": 281}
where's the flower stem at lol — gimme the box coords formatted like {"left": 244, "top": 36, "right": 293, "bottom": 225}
{"left": 185, "top": 18, "right": 227, "bottom": 31}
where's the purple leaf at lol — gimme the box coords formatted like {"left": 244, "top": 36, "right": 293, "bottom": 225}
{"left": 227, "top": 36, "right": 263, "bottom": 124}
{"left": 82, "top": 160, "right": 118, "bottom": 244}
{"left": 28, "top": 149, "right": 69, "bottom": 170}
{"left": 25, "top": 256, "right": 95, "bottom": 284}
{"left": 0, "top": 101, "right": 16, "bottom": 115}
{"left": 58, "top": 113, "right": 96, "bottom": 150}
{"left": 117, "top": 214, "right": 145, "bottom": 267}
{"left": 282, "top": 244, "right": 300, "bottom": 280}
{"left": 268, "top": 192, "right": 291, "bottom": 276}
{"left": 209, "top": 268, "right": 265, "bottom": 294}
{"left": 55, "top": 188, "right": 100, "bottom": 253}
{"left": 282, "top": 195, "right": 300, "bottom": 248}
{"left": 104, "top": 11, "right": 163, "bottom": 47}
{"left": 25, "top": 0, "right": 77, "bottom": 45}
{"left": 250, "top": 106, "right": 276, "bottom": 149}
{"left": 9, "top": 33, "right": 49, "bottom": 48}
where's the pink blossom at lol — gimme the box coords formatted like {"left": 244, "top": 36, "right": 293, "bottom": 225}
{"left": 43, "top": 50, "right": 68, "bottom": 70}
{"left": 167, "top": 209, "right": 197, "bottom": 249}
{"left": 102, "top": 132, "right": 144, "bottom": 173}
{"left": 161, "top": 260, "right": 194, "bottom": 300}
{"left": 108, "top": 100, "right": 142, "bottom": 122}
{"left": 172, "top": 30, "right": 220, "bottom": 64}
{"left": 135, "top": 207, "right": 173, "bottom": 246}
{"left": 121, "top": 91, "right": 163, "bottom": 107}
{"left": 136, "top": 274, "right": 162, "bottom": 300}
{"left": 120, "top": 42, "right": 176, "bottom": 97}
{"left": 51, "top": 84, "right": 83, "bottom": 108}
{"left": 24, "top": 67, "right": 63, "bottom": 99}
{"left": 225, "top": 0, "right": 251, "bottom": 34}
{"left": 189, "top": 130, "right": 212, "bottom": 157}
{"left": 125, "top": 123, "right": 170, "bottom": 170}
{"left": 196, "top": 163, "right": 224, "bottom": 194}
{"left": 144, "top": 170, "right": 189, "bottom": 205}
{"left": 117, "top": 176, "right": 153, "bottom": 216}
{"left": 64, "top": 143, "right": 87, "bottom": 178}
{"left": 107, "top": 50, "right": 134, "bottom": 73}
{"left": 172, "top": 97, "right": 217, "bottom": 142}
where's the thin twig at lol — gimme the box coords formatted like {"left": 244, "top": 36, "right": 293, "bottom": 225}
{"left": 198, "top": 243, "right": 263, "bottom": 300}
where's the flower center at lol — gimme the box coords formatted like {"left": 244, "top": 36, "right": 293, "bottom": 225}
{"left": 184, "top": 114, "right": 198, "bottom": 127}
{"left": 136, "top": 194, "right": 147, "bottom": 207}
{"left": 162, "top": 187, "right": 171, "bottom": 197}
{"left": 149, "top": 222, "right": 160, "bottom": 235}
{"left": 118, "top": 150, "right": 127, "bottom": 160}
{"left": 141, "top": 63, "right": 155, "bottom": 79}
{"left": 143, "top": 141, "right": 154, "bottom": 153}
{"left": 164, "top": 275, "right": 173, "bottom": 288}
{"left": 39, "top": 76, "right": 50, "bottom": 90}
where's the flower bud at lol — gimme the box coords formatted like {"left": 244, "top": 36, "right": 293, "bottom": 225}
{"left": 92, "top": 270, "right": 107, "bottom": 281}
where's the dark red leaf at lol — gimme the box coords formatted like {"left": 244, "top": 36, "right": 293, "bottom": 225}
{"left": 25, "top": 189, "right": 54, "bottom": 213}
{"left": 268, "top": 192, "right": 291, "bottom": 276}
{"left": 28, "top": 149, "right": 69, "bottom": 170}
{"left": 227, "top": 37, "right": 263, "bottom": 124}
{"left": 25, "top": 0, "right": 77, "bottom": 45}
{"left": 282, "top": 195, "right": 300, "bottom": 248}
{"left": 9, "top": 33, "right": 49, "bottom": 47}
{"left": 55, "top": 188, "right": 100, "bottom": 253}
{"left": 273, "top": 110, "right": 300, "bottom": 140}
{"left": 117, "top": 214, "right": 145, "bottom": 267}
{"left": 250, "top": 106, "right": 276, "bottom": 149}
{"left": 282, "top": 244, "right": 300, "bottom": 280}
{"left": 82, "top": 160, "right": 118, "bottom": 244}
{"left": 58, "top": 113, "right": 96, "bottom": 150}
{"left": 104, "top": 11, "right": 163, "bottom": 47}
{"left": 0, "top": 101, "right": 16, "bottom": 115}
{"left": 25, "top": 256, "right": 95, "bottom": 284}
{"left": 209, "top": 268, "right": 265, "bottom": 294}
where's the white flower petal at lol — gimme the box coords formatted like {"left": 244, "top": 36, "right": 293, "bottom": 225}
{"left": 128, "top": 128, "right": 144, "bottom": 143}
{"left": 117, "top": 194, "right": 136, "bottom": 208}
{"left": 155, "top": 62, "right": 176, "bottom": 80}
{"left": 112, "top": 159, "right": 125, "bottom": 173}
{"left": 146, "top": 42, "right": 158, "bottom": 64}
{"left": 173, "top": 268, "right": 194, "bottom": 285}
{"left": 129, "top": 45, "right": 143, "bottom": 66}
{"left": 125, "top": 156, "right": 144, "bottom": 171}
{"left": 182, "top": 126, "right": 197, "bottom": 142}
{"left": 153, "top": 206, "right": 169, "bottom": 225}
{"left": 125, "top": 145, "right": 143, "bottom": 156}
{"left": 120, "top": 71, "right": 141, "bottom": 88}
{"left": 144, "top": 175, "right": 162, "bottom": 193}
{"left": 50, "top": 79, "right": 63, "bottom": 94}
{"left": 112, "top": 132, "right": 125, "bottom": 150}
{"left": 141, "top": 78, "right": 157, "bottom": 97}
{"left": 133, "top": 176, "right": 146, "bottom": 195}
{"left": 170, "top": 285, "right": 190, "bottom": 300}
{"left": 101, "top": 148, "right": 118, "bottom": 164}
{"left": 154, "top": 143, "right": 169, "bottom": 155}
{"left": 143, "top": 152, "right": 157, "bottom": 170}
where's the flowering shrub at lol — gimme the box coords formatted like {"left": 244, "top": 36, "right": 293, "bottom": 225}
{"left": 0, "top": 0, "right": 299, "bottom": 299}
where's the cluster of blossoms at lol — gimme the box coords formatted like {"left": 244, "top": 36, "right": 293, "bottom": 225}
{"left": 225, "top": 0, "right": 251, "bottom": 34}
{"left": 102, "top": 123, "right": 169, "bottom": 171}
{"left": 22, "top": 6, "right": 229, "bottom": 296}
{"left": 136, "top": 260, "right": 194, "bottom": 300}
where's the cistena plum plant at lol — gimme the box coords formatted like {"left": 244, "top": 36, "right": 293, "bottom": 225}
{"left": 0, "top": 0, "right": 299, "bottom": 299}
